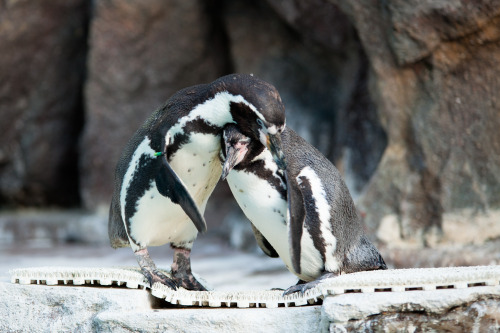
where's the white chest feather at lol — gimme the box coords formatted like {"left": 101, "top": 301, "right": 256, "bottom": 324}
{"left": 122, "top": 133, "right": 222, "bottom": 248}
{"left": 168, "top": 132, "right": 222, "bottom": 207}
{"left": 129, "top": 182, "right": 197, "bottom": 247}
{"left": 226, "top": 170, "right": 294, "bottom": 272}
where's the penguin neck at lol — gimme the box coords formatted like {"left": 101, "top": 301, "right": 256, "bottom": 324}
{"left": 231, "top": 141, "right": 287, "bottom": 201}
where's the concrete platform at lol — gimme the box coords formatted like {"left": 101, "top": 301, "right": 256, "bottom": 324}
{"left": 0, "top": 281, "right": 324, "bottom": 333}
{"left": 2, "top": 236, "right": 500, "bottom": 332}
{"left": 2, "top": 279, "right": 499, "bottom": 332}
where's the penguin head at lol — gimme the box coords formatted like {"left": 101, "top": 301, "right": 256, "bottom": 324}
{"left": 255, "top": 117, "right": 286, "bottom": 171}
{"left": 214, "top": 74, "right": 287, "bottom": 170}
{"left": 220, "top": 124, "right": 251, "bottom": 180}
{"left": 344, "top": 235, "right": 388, "bottom": 273}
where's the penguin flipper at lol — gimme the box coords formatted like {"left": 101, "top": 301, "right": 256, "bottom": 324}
{"left": 286, "top": 173, "right": 306, "bottom": 274}
{"left": 251, "top": 223, "right": 279, "bottom": 258}
{"left": 155, "top": 154, "right": 207, "bottom": 233}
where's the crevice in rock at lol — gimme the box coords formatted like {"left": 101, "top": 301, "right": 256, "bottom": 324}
{"left": 64, "top": 0, "right": 92, "bottom": 208}
{"left": 0, "top": 0, "right": 93, "bottom": 208}
{"left": 205, "top": 0, "right": 235, "bottom": 76}
{"left": 340, "top": 47, "right": 388, "bottom": 197}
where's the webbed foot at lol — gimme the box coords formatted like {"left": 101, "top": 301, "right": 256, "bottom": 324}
{"left": 283, "top": 274, "right": 337, "bottom": 296}
{"left": 141, "top": 267, "right": 178, "bottom": 290}
{"left": 171, "top": 271, "right": 207, "bottom": 291}
{"left": 171, "top": 245, "right": 207, "bottom": 291}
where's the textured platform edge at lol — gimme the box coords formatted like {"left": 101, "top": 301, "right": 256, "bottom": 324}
{"left": 9, "top": 265, "right": 500, "bottom": 308}
{"left": 151, "top": 283, "right": 322, "bottom": 308}
{"left": 9, "top": 266, "right": 152, "bottom": 290}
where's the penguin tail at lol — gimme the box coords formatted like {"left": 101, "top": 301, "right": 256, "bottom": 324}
{"left": 344, "top": 235, "right": 387, "bottom": 273}
{"left": 108, "top": 193, "right": 131, "bottom": 249}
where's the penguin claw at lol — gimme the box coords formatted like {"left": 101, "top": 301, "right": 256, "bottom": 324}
{"left": 283, "top": 273, "right": 339, "bottom": 296}
{"left": 142, "top": 268, "right": 178, "bottom": 290}
{"left": 282, "top": 281, "right": 320, "bottom": 296}
{"left": 283, "top": 274, "right": 338, "bottom": 296}
{"left": 171, "top": 273, "right": 207, "bottom": 291}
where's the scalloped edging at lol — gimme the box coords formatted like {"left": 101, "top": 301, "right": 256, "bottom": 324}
{"left": 9, "top": 265, "right": 500, "bottom": 308}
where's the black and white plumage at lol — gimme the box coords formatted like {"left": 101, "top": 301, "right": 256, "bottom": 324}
{"left": 221, "top": 124, "right": 387, "bottom": 294}
{"left": 108, "top": 74, "right": 287, "bottom": 290}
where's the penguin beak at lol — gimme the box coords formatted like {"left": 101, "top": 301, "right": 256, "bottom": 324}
{"left": 221, "top": 146, "right": 238, "bottom": 181}
{"left": 221, "top": 144, "right": 248, "bottom": 181}
{"left": 265, "top": 133, "right": 287, "bottom": 171}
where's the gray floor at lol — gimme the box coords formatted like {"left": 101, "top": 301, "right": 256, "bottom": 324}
{"left": 0, "top": 235, "right": 298, "bottom": 291}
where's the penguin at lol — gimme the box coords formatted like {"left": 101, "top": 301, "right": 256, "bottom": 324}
{"left": 108, "top": 74, "right": 287, "bottom": 291}
{"left": 220, "top": 124, "right": 387, "bottom": 295}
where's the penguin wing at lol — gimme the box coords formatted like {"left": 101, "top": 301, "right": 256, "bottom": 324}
{"left": 250, "top": 223, "right": 279, "bottom": 258}
{"left": 286, "top": 172, "right": 306, "bottom": 274}
{"left": 155, "top": 137, "right": 207, "bottom": 233}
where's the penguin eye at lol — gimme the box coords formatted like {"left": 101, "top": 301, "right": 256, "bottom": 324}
{"left": 256, "top": 118, "right": 265, "bottom": 128}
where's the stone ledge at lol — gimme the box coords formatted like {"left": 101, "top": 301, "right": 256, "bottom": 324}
{"left": 94, "top": 306, "right": 324, "bottom": 333}
{"left": 0, "top": 282, "right": 151, "bottom": 333}
{"left": 1, "top": 281, "right": 499, "bottom": 332}
{"left": 323, "top": 286, "right": 500, "bottom": 332}
{"left": 0, "top": 282, "right": 323, "bottom": 333}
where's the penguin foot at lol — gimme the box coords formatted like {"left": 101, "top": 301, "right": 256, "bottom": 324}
{"left": 170, "top": 245, "right": 207, "bottom": 291}
{"left": 283, "top": 274, "right": 337, "bottom": 296}
{"left": 141, "top": 267, "right": 178, "bottom": 290}
{"left": 283, "top": 281, "right": 320, "bottom": 296}
{"left": 134, "top": 247, "right": 178, "bottom": 290}
{"left": 171, "top": 272, "right": 207, "bottom": 291}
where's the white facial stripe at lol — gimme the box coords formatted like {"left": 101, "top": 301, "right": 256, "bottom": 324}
{"left": 297, "top": 166, "right": 339, "bottom": 273}
{"left": 120, "top": 137, "right": 156, "bottom": 222}
{"left": 267, "top": 125, "right": 278, "bottom": 135}
{"left": 169, "top": 92, "right": 234, "bottom": 137}
{"left": 251, "top": 106, "right": 266, "bottom": 122}
{"left": 258, "top": 129, "right": 268, "bottom": 148}
{"left": 169, "top": 92, "right": 259, "bottom": 137}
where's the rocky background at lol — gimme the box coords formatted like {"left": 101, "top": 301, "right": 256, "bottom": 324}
{"left": 1, "top": 0, "right": 499, "bottom": 266}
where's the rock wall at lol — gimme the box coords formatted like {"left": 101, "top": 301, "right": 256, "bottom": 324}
{"left": 81, "top": 0, "right": 230, "bottom": 209}
{"left": 223, "top": 0, "right": 386, "bottom": 198}
{"left": 0, "top": 0, "right": 89, "bottom": 206}
{"left": 1, "top": 0, "right": 499, "bottom": 252}
{"left": 331, "top": 0, "right": 500, "bottom": 246}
